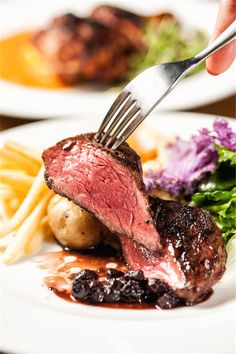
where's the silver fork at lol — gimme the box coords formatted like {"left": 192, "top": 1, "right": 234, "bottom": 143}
{"left": 95, "top": 21, "right": 236, "bottom": 150}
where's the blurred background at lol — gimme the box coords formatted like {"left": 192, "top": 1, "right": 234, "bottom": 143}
{"left": 0, "top": 0, "right": 235, "bottom": 131}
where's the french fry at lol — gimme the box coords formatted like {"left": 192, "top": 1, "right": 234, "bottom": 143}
{"left": 0, "top": 148, "right": 39, "bottom": 175}
{"left": 0, "top": 181, "right": 28, "bottom": 192}
{"left": 25, "top": 214, "right": 53, "bottom": 254}
{"left": 40, "top": 215, "right": 49, "bottom": 227}
{"left": 0, "top": 201, "right": 10, "bottom": 223}
{"left": 0, "top": 170, "right": 34, "bottom": 189}
{"left": 3, "top": 191, "right": 53, "bottom": 264}
{"left": 0, "top": 167, "right": 48, "bottom": 238}
{"left": 24, "top": 222, "right": 53, "bottom": 255}
{"left": 0, "top": 160, "right": 19, "bottom": 170}
{"left": 0, "top": 233, "right": 14, "bottom": 249}
{"left": 8, "top": 197, "right": 23, "bottom": 212}
{"left": 4, "top": 140, "right": 41, "bottom": 164}
{"left": 24, "top": 228, "right": 44, "bottom": 255}
{"left": 0, "top": 183, "right": 27, "bottom": 199}
{"left": 0, "top": 198, "right": 24, "bottom": 220}
{"left": 0, "top": 189, "right": 25, "bottom": 200}
{"left": 0, "top": 141, "right": 56, "bottom": 263}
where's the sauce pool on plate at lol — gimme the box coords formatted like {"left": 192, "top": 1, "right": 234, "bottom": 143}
{"left": 0, "top": 31, "right": 69, "bottom": 89}
{"left": 38, "top": 247, "right": 213, "bottom": 310}
{"left": 38, "top": 249, "right": 158, "bottom": 310}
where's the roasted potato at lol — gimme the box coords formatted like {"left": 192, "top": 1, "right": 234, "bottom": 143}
{"left": 47, "top": 195, "right": 108, "bottom": 249}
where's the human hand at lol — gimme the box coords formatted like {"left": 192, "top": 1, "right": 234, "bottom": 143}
{"left": 206, "top": 0, "right": 236, "bottom": 75}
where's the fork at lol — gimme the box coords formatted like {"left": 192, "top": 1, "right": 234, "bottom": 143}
{"left": 95, "top": 21, "right": 236, "bottom": 150}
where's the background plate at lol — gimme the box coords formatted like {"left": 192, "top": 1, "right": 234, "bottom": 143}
{"left": 0, "top": 111, "right": 235, "bottom": 354}
{"left": 0, "top": 0, "right": 236, "bottom": 118}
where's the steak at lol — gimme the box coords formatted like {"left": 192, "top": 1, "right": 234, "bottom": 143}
{"left": 90, "top": 5, "right": 146, "bottom": 52}
{"left": 33, "top": 13, "right": 139, "bottom": 84}
{"left": 43, "top": 133, "right": 161, "bottom": 251}
{"left": 120, "top": 197, "right": 227, "bottom": 303}
{"left": 33, "top": 7, "right": 176, "bottom": 84}
{"left": 90, "top": 5, "right": 175, "bottom": 52}
{"left": 43, "top": 133, "right": 227, "bottom": 304}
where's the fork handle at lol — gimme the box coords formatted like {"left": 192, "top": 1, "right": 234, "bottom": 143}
{"left": 192, "top": 21, "right": 236, "bottom": 65}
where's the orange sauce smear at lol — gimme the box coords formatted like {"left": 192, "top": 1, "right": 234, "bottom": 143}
{"left": 128, "top": 126, "right": 159, "bottom": 163}
{"left": 0, "top": 31, "right": 69, "bottom": 89}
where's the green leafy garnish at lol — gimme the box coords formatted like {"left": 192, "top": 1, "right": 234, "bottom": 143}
{"left": 192, "top": 146, "right": 236, "bottom": 243}
{"left": 127, "top": 20, "right": 207, "bottom": 79}
{"left": 216, "top": 145, "right": 236, "bottom": 166}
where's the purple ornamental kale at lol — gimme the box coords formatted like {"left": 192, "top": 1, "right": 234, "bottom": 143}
{"left": 213, "top": 119, "right": 236, "bottom": 152}
{"left": 144, "top": 119, "right": 235, "bottom": 196}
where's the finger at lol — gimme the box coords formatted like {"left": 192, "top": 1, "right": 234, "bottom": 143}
{"left": 206, "top": 0, "right": 236, "bottom": 75}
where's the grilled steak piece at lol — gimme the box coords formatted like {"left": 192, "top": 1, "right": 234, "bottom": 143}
{"left": 90, "top": 5, "right": 175, "bottom": 51}
{"left": 33, "top": 14, "right": 137, "bottom": 83}
{"left": 90, "top": 5, "right": 146, "bottom": 51}
{"left": 120, "top": 197, "right": 227, "bottom": 303}
{"left": 43, "top": 133, "right": 161, "bottom": 251}
{"left": 43, "top": 133, "right": 226, "bottom": 305}
{"left": 33, "top": 7, "right": 176, "bottom": 84}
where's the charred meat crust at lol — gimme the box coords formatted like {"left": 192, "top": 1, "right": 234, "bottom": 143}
{"left": 32, "top": 8, "right": 176, "bottom": 84}
{"left": 90, "top": 5, "right": 146, "bottom": 51}
{"left": 33, "top": 13, "right": 139, "bottom": 84}
{"left": 154, "top": 197, "right": 227, "bottom": 300}
{"left": 91, "top": 6, "right": 145, "bottom": 26}
{"left": 151, "top": 197, "right": 226, "bottom": 284}
{"left": 121, "top": 197, "right": 227, "bottom": 302}
{"left": 90, "top": 5, "right": 176, "bottom": 31}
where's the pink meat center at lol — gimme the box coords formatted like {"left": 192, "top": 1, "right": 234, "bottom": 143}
{"left": 47, "top": 142, "right": 159, "bottom": 250}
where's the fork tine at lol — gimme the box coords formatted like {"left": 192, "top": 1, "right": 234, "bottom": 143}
{"left": 94, "top": 90, "right": 130, "bottom": 141}
{"left": 106, "top": 105, "right": 140, "bottom": 148}
{"left": 99, "top": 96, "right": 135, "bottom": 145}
{"left": 110, "top": 112, "right": 145, "bottom": 150}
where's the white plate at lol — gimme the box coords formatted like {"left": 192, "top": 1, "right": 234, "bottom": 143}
{"left": 1, "top": 0, "right": 236, "bottom": 119}
{"left": 0, "top": 111, "right": 235, "bottom": 354}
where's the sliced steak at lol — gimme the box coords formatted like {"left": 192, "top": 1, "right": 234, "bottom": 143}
{"left": 43, "top": 133, "right": 161, "bottom": 251}
{"left": 43, "top": 133, "right": 227, "bottom": 305}
{"left": 120, "top": 197, "right": 227, "bottom": 303}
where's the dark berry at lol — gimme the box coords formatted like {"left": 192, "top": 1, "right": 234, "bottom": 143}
{"left": 89, "top": 283, "right": 105, "bottom": 303}
{"left": 156, "top": 292, "right": 180, "bottom": 309}
{"left": 121, "top": 280, "right": 144, "bottom": 302}
{"left": 72, "top": 279, "right": 90, "bottom": 300}
{"left": 75, "top": 269, "right": 98, "bottom": 281}
{"left": 71, "top": 267, "right": 183, "bottom": 309}
{"left": 124, "top": 270, "right": 144, "bottom": 282}
{"left": 147, "top": 279, "right": 167, "bottom": 297}
{"left": 105, "top": 268, "right": 124, "bottom": 279}
{"left": 104, "top": 279, "right": 123, "bottom": 302}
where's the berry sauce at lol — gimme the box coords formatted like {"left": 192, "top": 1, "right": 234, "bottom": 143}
{"left": 38, "top": 245, "right": 213, "bottom": 310}
{"left": 38, "top": 245, "right": 160, "bottom": 309}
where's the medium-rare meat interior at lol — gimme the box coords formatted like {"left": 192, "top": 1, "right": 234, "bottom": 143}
{"left": 43, "top": 133, "right": 161, "bottom": 252}
{"left": 43, "top": 133, "right": 227, "bottom": 306}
